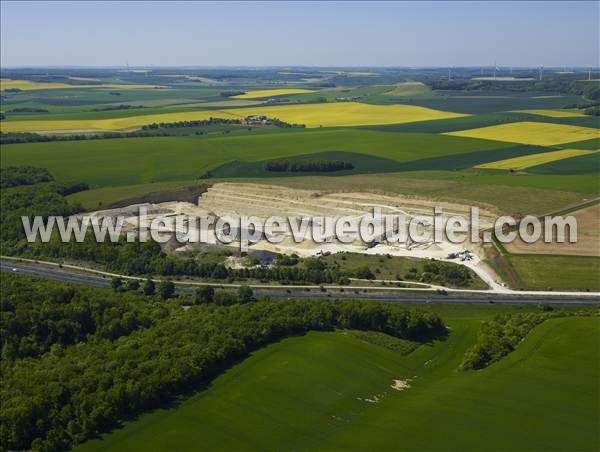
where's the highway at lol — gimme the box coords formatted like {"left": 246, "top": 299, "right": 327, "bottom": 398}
{"left": 2, "top": 260, "right": 599, "bottom": 306}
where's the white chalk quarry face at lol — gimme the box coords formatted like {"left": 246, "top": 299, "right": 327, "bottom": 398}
{"left": 80, "top": 182, "right": 502, "bottom": 288}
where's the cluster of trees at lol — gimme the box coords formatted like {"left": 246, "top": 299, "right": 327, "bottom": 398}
{"left": 1, "top": 275, "right": 170, "bottom": 361}
{"left": 19, "top": 237, "right": 352, "bottom": 284}
{"left": 0, "top": 166, "right": 53, "bottom": 188}
{"left": 265, "top": 159, "right": 354, "bottom": 173}
{"left": 142, "top": 117, "right": 243, "bottom": 129}
{"left": 1, "top": 274, "right": 445, "bottom": 451}
{"left": 461, "top": 312, "right": 549, "bottom": 370}
{"left": 220, "top": 90, "right": 246, "bottom": 97}
{"left": 91, "top": 104, "right": 145, "bottom": 112}
{"left": 404, "top": 260, "right": 474, "bottom": 287}
{"left": 7, "top": 107, "right": 49, "bottom": 113}
{"left": 460, "top": 308, "right": 596, "bottom": 370}
{"left": 267, "top": 117, "right": 306, "bottom": 128}
{"left": 192, "top": 285, "right": 255, "bottom": 305}
{"left": 1, "top": 179, "right": 84, "bottom": 252}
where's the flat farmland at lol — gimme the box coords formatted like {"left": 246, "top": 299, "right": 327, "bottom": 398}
{"left": 232, "top": 88, "right": 316, "bottom": 98}
{"left": 511, "top": 109, "right": 587, "bottom": 117}
{"left": 475, "top": 148, "right": 595, "bottom": 170}
{"left": 0, "top": 130, "right": 509, "bottom": 187}
{"left": 528, "top": 151, "right": 600, "bottom": 175}
{"left": 445, "top": 121, "right": 599, "bottom": 146}
{"left": 0, "top": 102, "right": 467, "bottom": 132}
{"left": 77, "top": 316, "right": 600, "bottom": 451}
{"left": 0, "top": 78, "right": 165, "bottom": 91}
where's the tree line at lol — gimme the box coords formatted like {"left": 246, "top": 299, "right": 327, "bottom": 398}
{"left": 460, "top": 308, "right": 597, "bottom": 370}
{"left": 265, "top": 159, "right": 354, "bottom": 172}
{"left": 141, "top": 117, "right": 243, "bottom": 129}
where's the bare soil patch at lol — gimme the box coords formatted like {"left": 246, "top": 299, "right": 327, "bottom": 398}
{"left": 505, "top": 203, "right": 600, "bottom": 257}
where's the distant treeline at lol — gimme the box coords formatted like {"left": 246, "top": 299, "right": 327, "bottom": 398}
{"left": 7, "top": 107, "right": 49, "bottom": 113}
{"left": 428, "top": 78, "right": 600, "bottom": 100}
{"left": 142, "top": 117, "right": 243, "bottom": 129}
{"left": 142, "top": 117, "right": 304, "bottom": 129}
{"left": 1, "top": 273, "right": 445, "bottom": 451}
{"left": 0, "top": 130, "right": 171, "bottom": 144}
{"left": 91, "top": 104, "right": 145, "bottom": 112}
{"left": 265, "top": 159, "right": 354, "bottom": 172}
{"left": 220, "top": 90, "right": 245, "bottom": 97}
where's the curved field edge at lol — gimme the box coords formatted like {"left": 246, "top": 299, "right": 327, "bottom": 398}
{"left": 0, "top": 102, "right": 467, "bottom": 131}
{"left": 77, "top": 316, "right": 599, "bottom": 451}
{"left": 1, "top": 291, "right": 445, "bottom": 451}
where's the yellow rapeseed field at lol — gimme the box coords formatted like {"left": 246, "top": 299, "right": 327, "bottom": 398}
{"left": 511, "top": 109, "right": 586, "bottom": 118}
{"left": 229, "top": 102, "right": 466, "bottom": 127}
{"left": 475, "top": 149, "right": 595, "bottom": 170}
{"left": 1, "top": 102, "right": 466, "bottom": 132}
{"left": 445, "top": 121, "right": 599, "bottom": 146}
{"left": 0, "top": 110, "right": 228, "bottom": 133}
{"left": 0, "top": 79, "right": 165, "bottom": 91}
{"left": 232, "top": 88, "right": 316, "bottom": 99}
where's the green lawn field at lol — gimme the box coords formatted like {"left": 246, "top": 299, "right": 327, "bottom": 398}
{"left": 78, "top": 314, "right": 599, "bottom": 451}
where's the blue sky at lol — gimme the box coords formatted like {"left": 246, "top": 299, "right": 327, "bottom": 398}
{"left": 1, "top": 1, "right": 598, "bottom": 67}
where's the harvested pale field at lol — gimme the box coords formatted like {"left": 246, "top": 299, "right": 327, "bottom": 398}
{"left": 1, "top": 102, "right": 467, "bottom": 132}
{"left": 475, "top": 149, "right": 596, "bottom": 171}
{"left": 445, "top": 121, "right": 600, "bottom": 146}
{"left": 233, "top": 88, "right": 316, "bottom": 99}
{"left": 512, "top": 109, "right": 587, "bottom": 118}
{"left": 505, "top": 203, "right": 600, "bottom": 256}
{"left": 0, "top": 78, "right": 165, "bottom": 91}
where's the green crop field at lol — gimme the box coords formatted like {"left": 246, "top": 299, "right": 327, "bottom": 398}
{"left": 527, "top": 151, "right": 600, "bottom": 175}
{"left": 507, "top": 254, "right": 600, "bottom": 291}
{"left": 0, "top": 129, "right": 511, "bottom": 187}
{"left": 77, "top": 313, "right": 599, "bottom": 451}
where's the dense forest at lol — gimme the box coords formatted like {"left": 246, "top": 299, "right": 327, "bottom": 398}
{"left": 0, "top": 274, "right": 445, "bottom": 451}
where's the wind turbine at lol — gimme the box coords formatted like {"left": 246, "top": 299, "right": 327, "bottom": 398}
{"left": 539, "top": 65, "right": 543, "bottom": 81}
